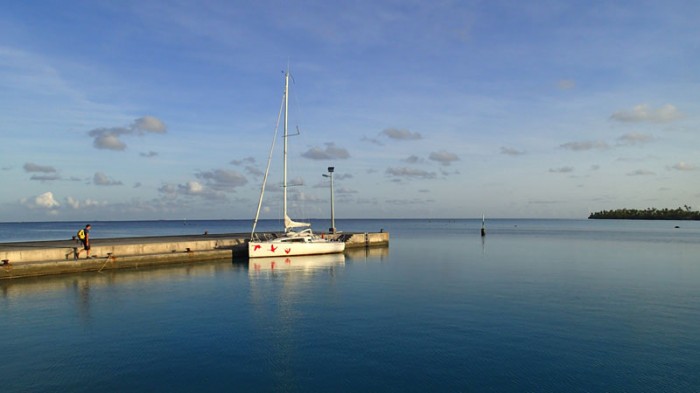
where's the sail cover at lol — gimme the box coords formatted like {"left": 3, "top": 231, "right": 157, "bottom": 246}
{"left": 285, "top": 214, "right": 311, "bottom": 231}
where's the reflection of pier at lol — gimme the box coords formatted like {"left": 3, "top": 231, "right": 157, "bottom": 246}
{"left": 248, "top": 253, "right": 346, "bottom": 275}
{"left": 0, "top": 259, "right": 240, "bottom": 328}
{"left": 0, "top": 260, "right": 236, "bottom": 299}
{"left": 344, "top": 246, "right": 389, "bottom": 262}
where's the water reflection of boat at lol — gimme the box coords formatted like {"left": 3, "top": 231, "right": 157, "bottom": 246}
{"left": 248, "top": 253, "right": 345, "bottom": 274}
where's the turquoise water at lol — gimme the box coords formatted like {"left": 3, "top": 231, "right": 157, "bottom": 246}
{"left": 1, "top": 219, "right": 699, "bottom": 392}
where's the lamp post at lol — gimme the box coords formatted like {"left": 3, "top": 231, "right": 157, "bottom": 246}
{"left": 322, "top": 166, "right": 336, "bottom": 233}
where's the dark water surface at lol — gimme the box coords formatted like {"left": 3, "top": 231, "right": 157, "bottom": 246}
{"left": 1, "top": 219, "right": 699, "bottom": 392}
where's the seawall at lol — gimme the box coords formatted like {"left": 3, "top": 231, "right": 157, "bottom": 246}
{"left": 0, "top": 232, "right": 389, "bottom": 280}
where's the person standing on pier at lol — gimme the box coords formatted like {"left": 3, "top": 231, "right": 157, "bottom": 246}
{"left": 76, "top": 224, "right": 91, "bottom": 259}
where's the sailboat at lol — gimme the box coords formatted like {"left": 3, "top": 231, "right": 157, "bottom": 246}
{"left": 248, "top": 69, "right": 345, "bottom": 258}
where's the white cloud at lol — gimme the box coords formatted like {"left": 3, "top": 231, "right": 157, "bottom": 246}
{"left": 30, "top": 174, "right": 62, "bottom": 181}
{"left": 66, "top": 196, "right": 80, "bottom": 209}
{"left": 91, "top": 131, "right": 128, "bottom": 150}
{"left": 617, "top": 132, "right": 654, "bottom": 146}
{"left": 429, "top": 151, "right": 459, "bottom": 166}
{"left": 23, "top": 162, "right": 61, "bottom": 182}
{"left": 133, "top": 116, "right": 166, "bottom": 134}
{"left": 93, "top": 172, "right": 123, "bottom": 186}
{"left": 287, "top": 190, "right": 322, "bottom": 203}
{"left": 386, "top": 167, "right": 436, "bottom": 179}
{"left": 181, "top": 181, "right": 204, "bottom": 194}
{"left": 549, "top": 166, "right": 574, "bottom": 173}
{"left": 35, "top": 192, "right": 60, "bottom": 208}
{"left": 627, "top": 169, "right": 655, "bottom": 176}
{"left": 288, "top": 176, "right": 305, "bottom": 187}
{"left": 301, "top": 143, "right": 350, "bottom": 160}
{"left": 671, "top": 162, "right": 696, "bottom": 171}
{"left": 610, "top": 104, "right": 682, "bottom": 123}
{"left": 500, "top": 147, "right": 526, "bottom": 156}
{"left": 231, "top": 157, "right": 256, "bottom": 166}
{"left": 158, "top": 181, "right": 225, "bottom": 200}
{"left": 23, "top": 162, "right": 57, "bottom": 173}
{"left": 440, "top": 168, "right": 460, "bottom": 177}
{"left": 83, "top": 199, "right": 104, "bottom": 207}
{"left": 382, "top": 128, "right": 422, "bottom": 141}
{"left": 232, "top": 157, "right": 263, "bottom": 177}
{"left": 560, "top": 141, "right": 609, "bottom": 151}
{"left": 245, "top": 166, "right": 264, "bottom": 177}
{"left": 158, "top": 184, "right": 177, "bottom": 197}
{"left": 196, "top": 169, "right": 248, "bottom": 189}
{"left": 403, "top": 155, "right": 423, "bottom": 164}
{"left": 88, "top": 116, "right": 167, "bottom": 151}
{"left": 21, "top": 191, "right": 60, "bottom": 209}
{"left": 66, "top": 196, "right": 107, "bottom": 209}
{"left": 361, "top": 136, "right": 384, "bottom": 146}
{"left": 336, "top": 187, "right": 357, "bottom": 194}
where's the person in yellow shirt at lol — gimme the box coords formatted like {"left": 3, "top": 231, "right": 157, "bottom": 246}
{"left": 76, "top": 224, "right": 92, "bottom": 259}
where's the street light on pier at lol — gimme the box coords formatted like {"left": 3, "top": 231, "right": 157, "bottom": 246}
{"left": 322, "top": 166, "right": 336, "bottom": 233}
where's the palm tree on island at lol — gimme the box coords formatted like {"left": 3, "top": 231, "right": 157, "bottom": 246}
{"left": 588, "top": 206, "right": 700, "bottom": 220}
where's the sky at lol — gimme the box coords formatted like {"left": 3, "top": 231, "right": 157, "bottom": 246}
{"left": 1, "top": 0, "right": 698, "bottom": 222}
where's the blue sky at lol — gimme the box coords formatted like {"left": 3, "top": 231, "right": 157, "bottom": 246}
{"left": 1, "top": 0, "right": 698, "bottom": 222}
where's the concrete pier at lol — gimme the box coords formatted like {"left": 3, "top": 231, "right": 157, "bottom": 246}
{"left": 0, "top": 232, "right": 389, "bottom": 280}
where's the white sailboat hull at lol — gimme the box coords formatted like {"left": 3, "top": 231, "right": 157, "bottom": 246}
{"left": 248, "top": 236, "right": 345, "bottom": 258}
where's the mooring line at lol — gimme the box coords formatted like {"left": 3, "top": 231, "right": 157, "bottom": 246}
{"left": 97, "top": 253, "right": 114, "bottom": 273}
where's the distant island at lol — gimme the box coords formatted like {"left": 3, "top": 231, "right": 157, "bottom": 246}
{"left": 589, "top": 206, "right": 700, "bottom": 220}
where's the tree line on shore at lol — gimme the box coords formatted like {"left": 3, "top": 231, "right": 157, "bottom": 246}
{"left": 588, "top": 205, "right": 700, "bottom": 220}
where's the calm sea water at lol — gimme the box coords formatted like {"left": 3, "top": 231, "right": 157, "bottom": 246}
{"left": 1, "top": 219, "right": 699, "bottom": 392}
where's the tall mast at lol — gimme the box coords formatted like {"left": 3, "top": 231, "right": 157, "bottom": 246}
{"left": 283, "top": 70, "right": 289, "bottom": 228}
